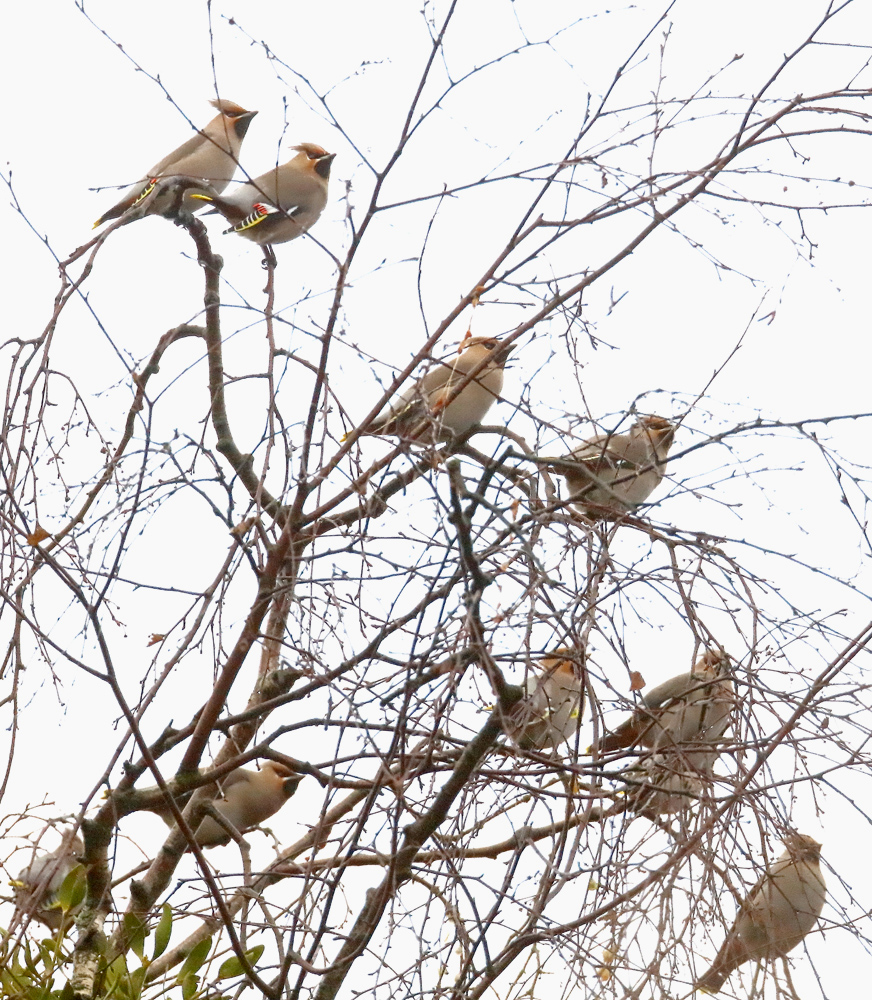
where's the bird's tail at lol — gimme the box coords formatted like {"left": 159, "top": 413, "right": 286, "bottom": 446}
{"left": 695, "top": 967, "right": 726, "bottom": 994}
{"left": 189, "top": 192, "right": 246, "bottom": 223}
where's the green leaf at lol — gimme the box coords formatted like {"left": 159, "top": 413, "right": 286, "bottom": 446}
{"left": 152, "top": 903, "right": 172, "bottom": 960}
{"left": 180, "top": 972, "right": 198, "bottom": 1000}
{"left": 128, "top": 964, "right": 147, "bottom": 999}
{"left": 23, "top": 940, "right": 39, "bottom": 974}
{"left": 38, "top": 939, "right": 61, "bottom": 967}
{"left": 123, "top": 912, "right": 148, "bottom": 961}
{"left": 218, "top": 943, "right": 265, "bottom": 979}
{"left": 56, "top": 865, "right": 86, "bottom": 913}
{"left": 103, "top": 953, "right": 129, "bottom": 994}
{"left": 177, "top": 936, "right": 212, "bottom": 982}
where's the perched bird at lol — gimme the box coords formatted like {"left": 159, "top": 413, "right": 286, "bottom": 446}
{"left": 621, "top": 750, "right": 708, "bottom": 817}
{"left": 167, "top": 762, "right": 302, "bottom": 848}
{"left": 507, "top": 648, "right": 584, "bottom": 750}
{"left": 93, "top": 99, "right": 257, "bottom": 228}
{"left": 188, "top": 143, "right": 335, "bottom": 245}
{"left": 11, "top": 831, "right": 84, "bottom": 932}
{"left": 590, "top": 649, "right": 733, "bottom": 757}
{"left": 696, "top": 834, "right": 826, "bottom": 993}
{"left": 364, "top": 336, "right": 514, "bottom": 441}
{"left": 547, "top": 414, "right": 675, "bottom": 518}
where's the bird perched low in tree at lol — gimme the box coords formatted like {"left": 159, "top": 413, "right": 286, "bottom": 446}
{"left": 590, "top": 649, "right": 733, "bottom": 758}
{"left": 696, "top": 834, "right": 826, "bottom": 993}
{"left": 506, "top": 648, "right": 585, "bottom": 751}
{"left": 188, "top": 143, "right": 335, "bottom": 247}
{"left": 546, "top": 414, "right": 676, "bottom": 518}
{"left": 363, "top": 336, "right": 514, "bottom": 442}
{"left": 93, "top": 99, "right": 258, "bottom": 228}
{"left": 11, "top": 830, "right": 84, "bottom": 932}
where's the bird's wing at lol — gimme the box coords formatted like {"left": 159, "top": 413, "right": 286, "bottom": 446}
{"left": 223, "top": 200, "right": 307, "bottom": 235}
{"left": 147, "top": 132, "right": 209, "bottom": 177}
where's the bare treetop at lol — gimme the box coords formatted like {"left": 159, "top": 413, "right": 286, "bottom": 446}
{"left": 1, "top": 2, "right": 871, "bottom": 998}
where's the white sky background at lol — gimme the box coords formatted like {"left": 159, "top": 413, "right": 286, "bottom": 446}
{"left": 3, "top": 0, "right": 872, "bottom": 996}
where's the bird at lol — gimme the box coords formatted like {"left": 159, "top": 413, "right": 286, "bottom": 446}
{"left": 164, "top": 762, "right": 302, "bottom": 848}
{"left": 363, "top": 336, "right": 514, "bottom": 441}
{"left": 696, "top": 834, "right": 826, "bottom": 993}
{"left": 589, "top": 649, "right": 733, "bottom": 757}
{"left": 506, "top": 648, "right": 585, "bottom": 750}
{"left": 546, "top": 414, "right": 675, "bottom": 518}
{"left": 93, "top": 99, "right": 258, "bottom": 228}
{"left": 621, "top": 750, "right": 708, "bottom": 817}
{"left": 188, "top": 143, "right": 335, "bottom": 246}
{"left": 11, "top": 831, "right": 84, "bottom": 932}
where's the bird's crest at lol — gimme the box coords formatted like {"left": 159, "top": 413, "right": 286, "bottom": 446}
{"left": 209, "top": 99, "right": 253, "bottom": 118}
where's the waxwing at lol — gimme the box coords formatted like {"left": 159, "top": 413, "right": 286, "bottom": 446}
{"left": 11, "top": 831, "right": 84, "bottom": 932}
{"left": 697, "top": 834, "right": 826, "bottom": 993}
{"left": 364, "top": 337, "right": 514, "bottom": 441}
{"left": 590, "top": 650, "right": 734, "bottom": 756}
{"left": 180, "top": 762, "right": 302, "bottom": 848}
{"left": 621, "top": 750, "right": 709, "bottom": 817}
{"left": 507, "top": 648, "right": 584, "bottom": 750}
{"left": 547, "top": 414, "right": 675, "bottom": 518}
{"left": 189, "top": 143, "right": 334, "bottom": 245}
{"left": 93, "top": 99, "right": 257, "bottom": 228}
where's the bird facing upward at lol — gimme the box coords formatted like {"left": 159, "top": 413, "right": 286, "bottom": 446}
{"left": 189, "top": 143, "right": 335, "bottom": 245}
{"left": 696, "top": 834, "right": 826, "bottom": 993}
{"left": 548, "top": 414, "right": 675, "bottom": 518}
{"left": 93, "top": 99, "right": 258, "bottom": 228}
{"left": 507, "top": 648, "right": 585, "bottom": 751}
{"left": 590, "top": 649, "right": 734, "bottom": 757}
{"left": 363, "top": 336, "right": 514, "bottom": 442}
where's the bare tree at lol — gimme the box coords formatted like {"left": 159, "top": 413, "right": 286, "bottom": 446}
{"left": 2, "top": 3, "right": 872, "bottom": 998}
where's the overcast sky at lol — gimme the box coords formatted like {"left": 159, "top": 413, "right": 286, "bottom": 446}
{"left": 3, "top": 1, "right": 872, "bottom": 995}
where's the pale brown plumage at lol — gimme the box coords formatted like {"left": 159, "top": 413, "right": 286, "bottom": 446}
{"left": 11, "top": 831, "right": 84, "bottom": 932}
{"left": 194, "top": 762, "right": 301, "bottom": 847}
{"left": 94, "top": 99, "right": 258, "bottom": 227}
{"left": 157, "top": 762, "right": 302, "bottom": 847}
{"left": 364, "top": 337, "right": 514, "bottom": 441}
{"left": 590, "top": 649, "right": 733, "bottom": 757}
{"left": 547, "top": 414, "right": 675, "bottom": 518}
{"left": 507, "top": 648, "right": 585, "bottom": 750}
{"left": 697, "top": 834, "right": 826, "bottom": 993}
{"left": 621, "top": 750, "right": 707, "bottom": 817}
{"left": 190, "top": 143, "right": 334, "bottom": 245}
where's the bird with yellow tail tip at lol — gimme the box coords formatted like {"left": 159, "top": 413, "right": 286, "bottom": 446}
{"left": 506, "top": 647, "right": 584, "bottom": 750}
{"left": 157, "top": 761, "right": 302, "bottom": 848}
{"left": 93, "top": 99, "right": 258, "bottom": 228}
{"left": 11, "top": 829, "right": 85, "bottom": 932}
{"left": 545, "top": 414, "right": 675, "bottom": 518}
{"left": 589, "top": 649, "right": 733, "bottom": 758}
{"left": 361, "top": 336, "right": 515, "bottom": 443}
{"left": 188, "top": 143, "right": 334, "bottom": 246}
{"left": 696, "top": 834, "right": 826, "bottom": 993}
